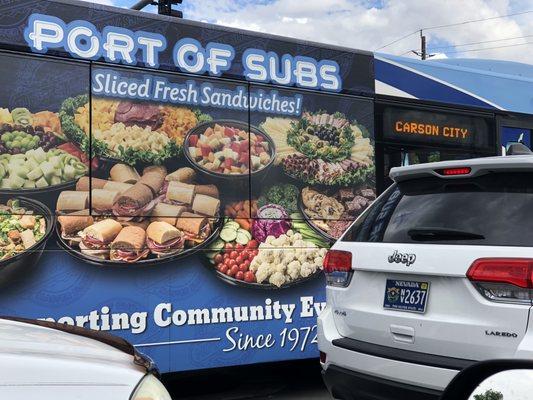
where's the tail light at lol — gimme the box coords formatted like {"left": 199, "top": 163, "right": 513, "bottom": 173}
{"left": 467, "top": 258, "right": 533, "bottom": 304}
{"left": 323, "top": 250, "right": 352, "bottom": 287}
{"left": 319, "top": 351, "right": 327, "bottom": 364}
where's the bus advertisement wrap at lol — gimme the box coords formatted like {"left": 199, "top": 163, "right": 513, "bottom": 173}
{"left": 0, "top": 1, "right": 375, "bottom": 372}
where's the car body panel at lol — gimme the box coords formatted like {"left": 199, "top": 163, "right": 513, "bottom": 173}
{"left": 0, "top": 319, "right": 145, "bottom": 399}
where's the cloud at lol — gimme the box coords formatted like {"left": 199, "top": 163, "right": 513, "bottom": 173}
{"left": 77, "top": 0, "right": 532, "bottom": 63}
{"left": 180, "top": 0, "right": 532, "bottom": 64}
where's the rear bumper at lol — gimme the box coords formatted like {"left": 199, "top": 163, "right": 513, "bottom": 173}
{"left": 317, "top": 306, "right": 462, "bottom": 392}
{"left": 322, "top": 365, "right": 442, "bottom": 400}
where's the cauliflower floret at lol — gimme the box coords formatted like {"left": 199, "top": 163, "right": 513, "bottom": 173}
{"left": 269, "top": 271, "right": 287, "bottom": 287}
{"left": 314, "top": 256, "right": 324, "bottom": 267}
{"left": 282, "top": 250, "right": 296, "bottom": 264}
{"left": 249, "top": 258, "right": 260, "bottom": 273}
{"left": 256, "top": 262, "right": 273, "bottom": 283}
{"left": 258, "top": 249, "right": 274, "bottom": 263}
{"left": 286, "top": 229, "right": 294, "bottom": 237}
{"left": 319, "top": 248, "right": 328, "bottom": 256}
{"left": 293, "top": 232, "right": 302, "bottom": 241}
{"left": 273, "top": 262, "right": 286, "bottom": 274}
{"left": 300, "top": 261, "right": 317, "bottom": 278}
{"left": 287, "top": 260, "right": 301, "bottom": 280}
{"left": 265, "top": 235, "right": 276, "bottom": 245}
{"left": 293, "top": 239, "right": 307, "bottom": 248}
{"left": 297, "top": 253, "right": 308, "bottom": 263}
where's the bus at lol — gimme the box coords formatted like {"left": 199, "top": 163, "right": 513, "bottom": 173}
{"left": 0, "top": 0, "right": 531, "bottom": 374}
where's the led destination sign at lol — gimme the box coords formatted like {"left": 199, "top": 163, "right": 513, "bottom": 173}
{"left": 383, "top": 107, "right": 491, "bottom": 148}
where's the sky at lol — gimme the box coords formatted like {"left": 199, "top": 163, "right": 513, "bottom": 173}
{"left": 83, "top": 0, "right": 532, "bottom": 64}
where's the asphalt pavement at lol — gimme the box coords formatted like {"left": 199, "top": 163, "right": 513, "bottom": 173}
{"left": 164, "top": 359, "right": 331, "bottom": 399}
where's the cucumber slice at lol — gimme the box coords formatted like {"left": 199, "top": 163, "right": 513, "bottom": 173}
{"left": 224, "top": 221, "right": 240, "bottom": 230}
{"left": 238, "top": 228, "right": 252, "bottom": 240}
{"left": 220, "top": 228, "right": 237, "bottom": 242}
{"left": 209, "top": 239, "right": 225, "bottom": 252}
{"left": 235, "top": 230, "right": 250, "bottom": 245}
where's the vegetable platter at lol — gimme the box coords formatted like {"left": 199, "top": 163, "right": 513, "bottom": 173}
{"left": 204, "top": 183, "right": 330, "bottom": 289}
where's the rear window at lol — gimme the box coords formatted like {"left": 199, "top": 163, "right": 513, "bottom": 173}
{"left": 343, "top": 172, "right": 533, "bottom": 247}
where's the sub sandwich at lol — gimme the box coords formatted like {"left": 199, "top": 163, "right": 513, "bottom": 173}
{"left": 146, "top": 221, "right": 184, "bottom": 257}
{"left": 110, "top": 225, "right": 149, "bottom": 262}
{"left": 79, "top": 219, "right": 122, "bottom": 259}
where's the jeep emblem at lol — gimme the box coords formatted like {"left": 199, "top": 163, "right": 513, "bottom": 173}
{"left": 388, "top": 250, "right": 416, "bottom": 267}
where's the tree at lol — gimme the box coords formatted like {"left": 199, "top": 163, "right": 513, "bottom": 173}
{"left": 473, "top": 389, "right": 504, "bottom": 400}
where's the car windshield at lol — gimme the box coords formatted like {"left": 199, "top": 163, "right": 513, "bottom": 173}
{"left": 344, "top": 172, "right": 533, "bottom": 247}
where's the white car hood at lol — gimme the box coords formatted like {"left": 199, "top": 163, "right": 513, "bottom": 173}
{"left": 0, "top": 319, "right": 145, "bottom": 387}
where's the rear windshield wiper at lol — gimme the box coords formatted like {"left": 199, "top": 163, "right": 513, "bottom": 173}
{"left": 407, "top": 227, "right": 485, "bottom": 241}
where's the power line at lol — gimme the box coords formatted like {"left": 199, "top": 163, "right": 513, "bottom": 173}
{"left": 444, "top": 41, "right": 533, "bottom": 54}
{"left": 374, "top": 30, "right": 419, "bottom": 51}
{"left": 427, "top": 34, "right": 533, "bottom": 50}
{"left": 374, "top": 9, "right": 532, "bottom": 51}
{"left": 422, "top": 10, "right": 532, "bottom": 31}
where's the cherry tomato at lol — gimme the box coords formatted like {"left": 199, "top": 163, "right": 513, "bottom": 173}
{"left": 235, "top": 271, "right": 244, "bottom": 281}
{"left": 244, "top": 271, "right": 256, "bottom": 283}
{"left": 225, "top": 243, "right": 234, "bottom": 251}
{"left": 235, "top": 255, "right": 243, "bottom": 264}
{"left": 230, "top": 250, "right": 238, "bottom": 259}
{"left": 220, "top": 265, "right": 229, "bottom": 274}
{"left": 228, "top": 259, "right": 237, "bottom": 267}
{"left": 244, "top": 259, "right": 251, "bottom": 268}
{"left": 247, "top": 240, "right": 258, "bottom": 249}
{"left": 229, "top": 265, "right": 239, "bottom": 277}
{"left": 224, "top": 258, "right": 232, "bottom": 266}
{"left": 223, "top": 252, "right": 229, "bottom": 260}
{"left": 235, "top": 244, "right": 245, "bottom": 251}
{"left": 214, "top": 254, "right": 223, "bottom": 264}
{"left": 238, "top": 263, "right": 248, "bottom": 272}
{"left": 252, "top": 250, "right": 259, "bottom": 257}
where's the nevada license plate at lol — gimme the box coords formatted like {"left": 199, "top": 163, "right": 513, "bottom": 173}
{"left": 383, "top": 279, "right": 430, "bottom": 313}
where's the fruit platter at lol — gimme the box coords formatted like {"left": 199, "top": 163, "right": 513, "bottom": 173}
{"left": 204, "top": 183, "right": 330, "bottom": 289}
{"left": 55, "top": 164, "right": 222, "bottom": 267}
{"left": 59, "top": 95, "right": 211, "bottom": 166}
{"left": 0, "top": 107, "right": 88, "bottom": 192}
{"left": 184, "top": 120, "right": 276, "bottom": 180}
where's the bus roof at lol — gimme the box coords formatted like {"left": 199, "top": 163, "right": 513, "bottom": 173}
{"left": 375, "top": 53, "right": 533, "bottom": 114}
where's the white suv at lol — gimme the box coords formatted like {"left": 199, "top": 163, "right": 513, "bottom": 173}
{"left": 318, "top": 154, "right": 533, "bottom": 400}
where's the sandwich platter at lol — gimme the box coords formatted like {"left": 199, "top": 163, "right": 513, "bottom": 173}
{"left": 55, "top": 163, "right": 222, "bottom": 267}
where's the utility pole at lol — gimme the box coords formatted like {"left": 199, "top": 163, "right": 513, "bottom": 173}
{"left": 420, "top": 29, "right": 427, "bottom": 60}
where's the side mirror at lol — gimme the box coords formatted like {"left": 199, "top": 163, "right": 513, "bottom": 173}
{"left": 441, "top": 360, "right": 533, "bottom": 400}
